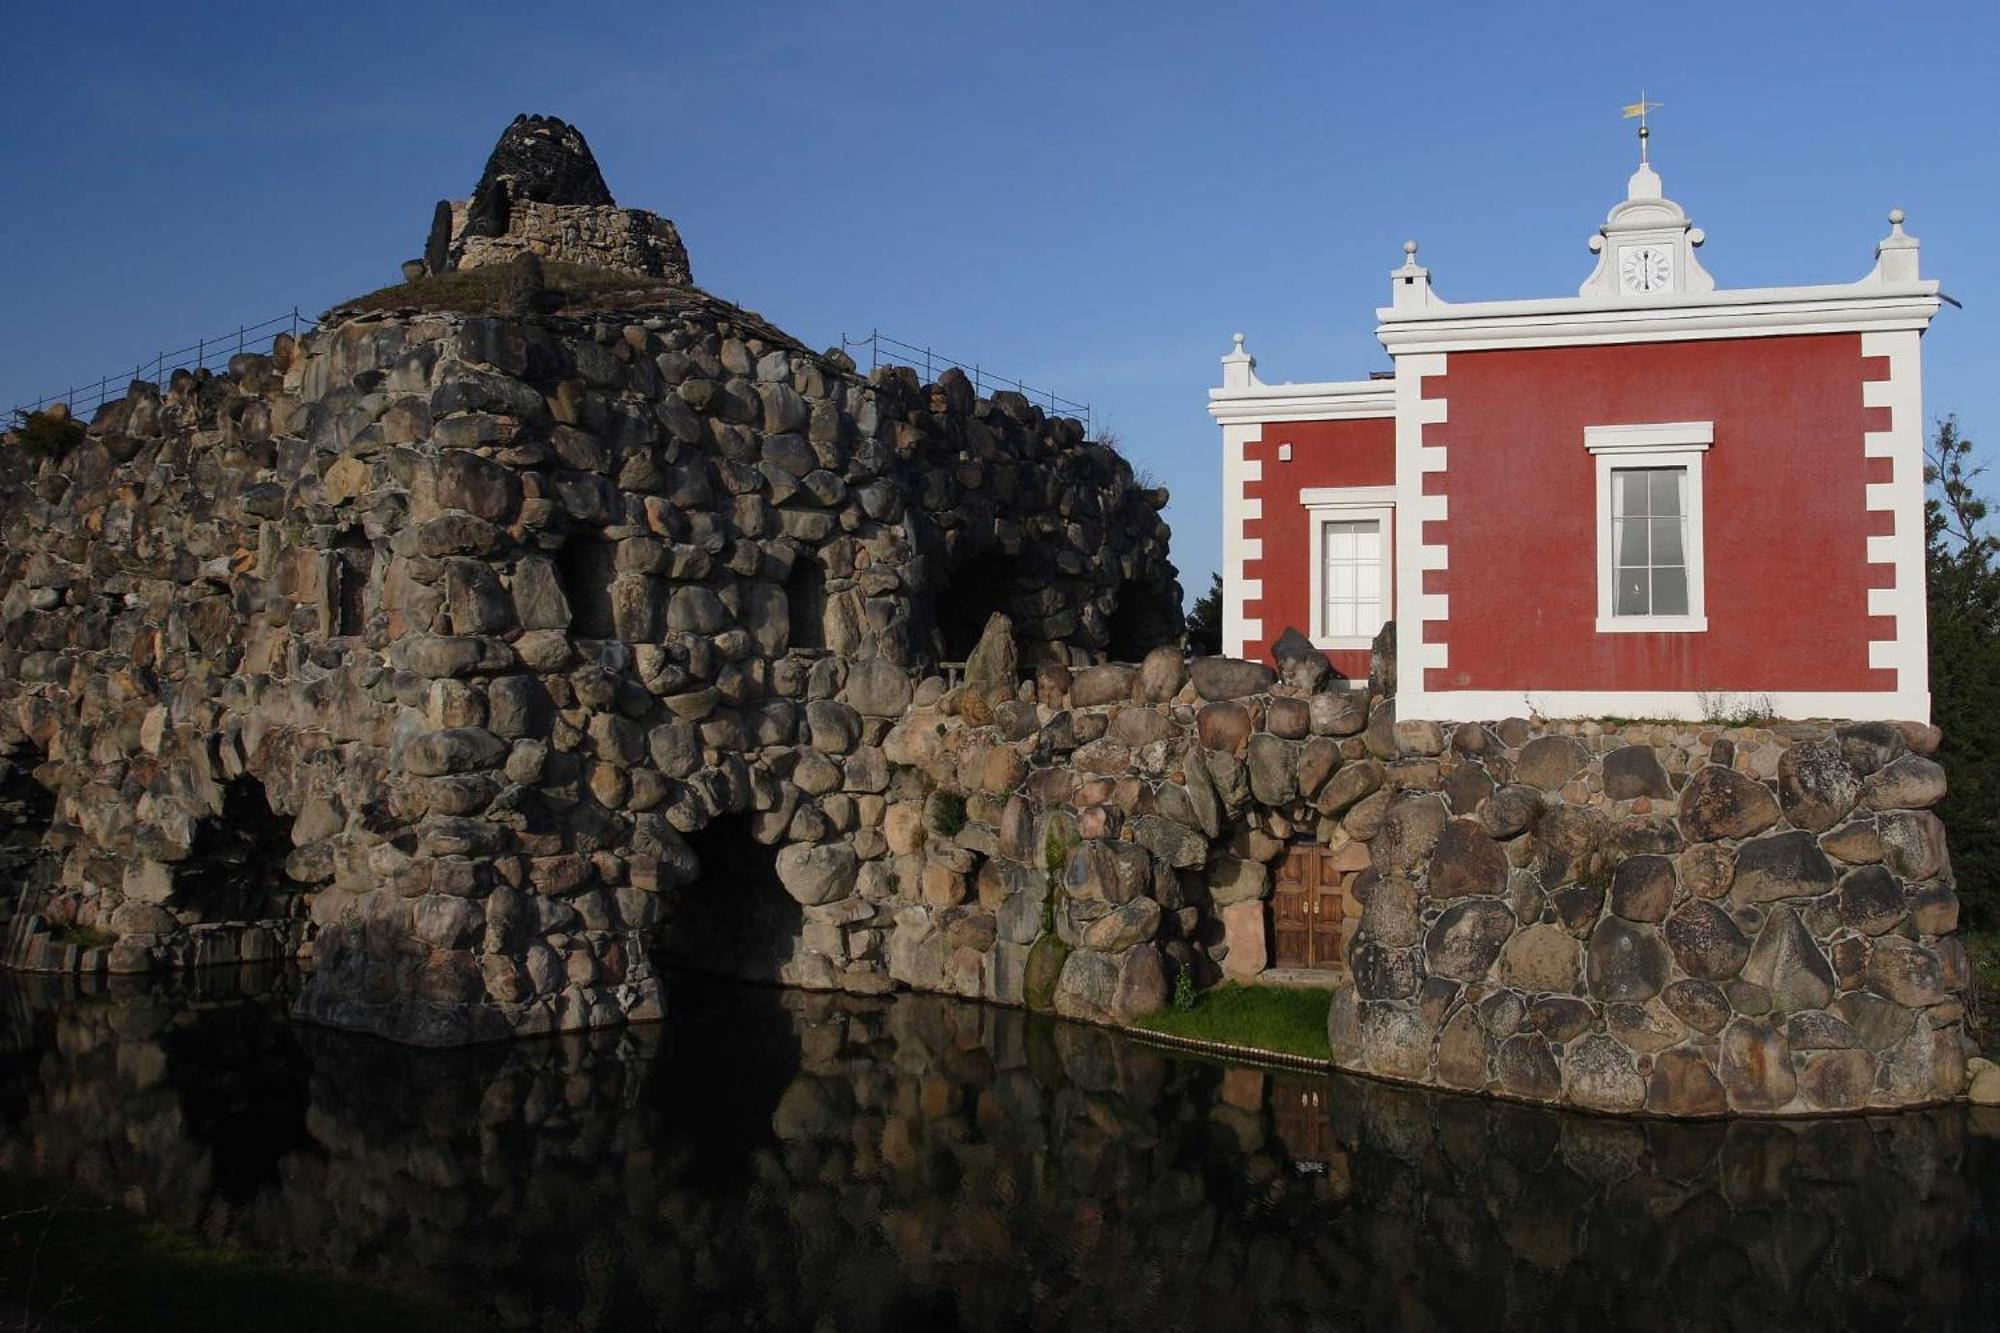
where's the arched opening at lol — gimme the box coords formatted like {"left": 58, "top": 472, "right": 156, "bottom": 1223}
{"left": 934, "top": 550, "right": 1017, "bottom": 662}
{"left": 657, "top": 814, "right": 802, "bottom": 984}
{"left": 786, "top": 556, "right": 826, "bottom": 652}
{"left": 557, "top": 535, "right": 618, "bottom": 639}
{"left": 177, "top": 776, "right": 302, "bottom": 923}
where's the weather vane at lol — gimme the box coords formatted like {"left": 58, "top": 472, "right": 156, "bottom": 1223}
{"left": 1622, "top": 92, "right": 1664, "bottom": 163}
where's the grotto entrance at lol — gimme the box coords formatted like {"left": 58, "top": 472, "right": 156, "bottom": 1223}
{"left": 786, "top": 555, "right": 827, "bottom": 652}
{"left": 176, "top": 777, "right": 302, "bottom": 923}
{"left": 1104, "top": 580, "right": 1156, "bottom": 662}
{"left": 934, "top": 550, "right": 1019, "bottom": 662}
{"left": 557, "top": 535, "right": 618, "bottom": 639}
{"left": 1267, "top": 842, "right": 1360, "bottom": 972}
{"left": 657, "top": 814, "right": 803, "bottom": 985}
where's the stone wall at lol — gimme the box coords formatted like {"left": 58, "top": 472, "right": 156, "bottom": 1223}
{"left": 0, "top": 285, "right": 1179, "bottom": 1045}
{"left": 446, "top": 197, "right": 693, "bottom": 283}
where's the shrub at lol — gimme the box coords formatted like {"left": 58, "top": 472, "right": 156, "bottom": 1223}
{"left": 928, "top": 790, "right": 967, "bottom": 838}
{"left": 8, "top": 408, "right": 85, "bottom": 460}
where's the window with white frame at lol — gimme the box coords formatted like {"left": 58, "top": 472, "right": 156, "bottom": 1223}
{"left": 1585, "top": 422, "right": 1710, "bottom": 633}
{"left": 1302, "top": 487, "right": 1394, "bottom": 649}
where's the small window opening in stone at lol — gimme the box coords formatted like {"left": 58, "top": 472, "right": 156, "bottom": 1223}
{"left": 664, "top": 814, "right": 802, "bottom": 983}
{"left": 334, "top": 533, "right": 374, "bottom": 639}
{"left": 786, "top": 556, "right": 827, "bottom": 652}
{"left": 557, "top": 536, "right": 619, "bottom": 639}
{"left": 1104, "top": 580, "right": 1161, "bottom": 664}
{"left": 178, "top": 776, "right": 299, "bottom": 923}
{"left": 936, "top": 551, "right": 1016, "bottom": 662}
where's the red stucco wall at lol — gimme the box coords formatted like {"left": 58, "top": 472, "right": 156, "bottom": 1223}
{"left": 1244, "top": 416, "right": 1395, "bottom": 678}
{"left": 1421, "top": 334, "right": 1894, "bottom": 694}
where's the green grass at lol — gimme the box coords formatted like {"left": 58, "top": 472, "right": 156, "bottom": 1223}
{"left": 0, "top": 1172, "right": 485, "bottom": 1333}
{"left": 1135, "top": 982, "right": 1333, "bottom": 1061}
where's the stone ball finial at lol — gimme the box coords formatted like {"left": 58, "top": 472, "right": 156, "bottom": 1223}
{"left": 1403, "top": 239, "right": 1419, "bottom": 257}
{"left": 1889, "top": 207, "right": 1905, "bottom": 225}
{"left": 474, "top": 113, "right": 615, "bottom": 209}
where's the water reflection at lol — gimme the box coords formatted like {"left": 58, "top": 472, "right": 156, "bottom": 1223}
{"left": 0, "top": 967, "right": 1993, "bottom": 1331}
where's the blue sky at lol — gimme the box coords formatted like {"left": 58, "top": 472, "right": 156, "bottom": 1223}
{"left": 3, "top": 2, "right": 1994, "bottom": 605}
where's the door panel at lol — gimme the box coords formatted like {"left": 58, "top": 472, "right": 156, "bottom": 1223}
{"left": 1270, "top": 845, "right": 1311, "bottom": 969}
{"left": 1310, "top": 851, "right": 1348, "bottom": 971}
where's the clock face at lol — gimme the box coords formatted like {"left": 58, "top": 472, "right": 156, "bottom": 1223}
{"left": 1620, "top": 245, "right": 1672, "bottom": 294}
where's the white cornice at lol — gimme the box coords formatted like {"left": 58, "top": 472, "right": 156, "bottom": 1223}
{"left": 1376, "top": 282, "right": 1942, "bottom": 354}
{"left": 1208, "top": 378, "right": 1394, "bottom": 425}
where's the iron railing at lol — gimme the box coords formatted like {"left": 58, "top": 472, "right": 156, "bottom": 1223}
{"left": 839, "top": 329, "right": 1091, "bottom": 436}
{"left": 7, "top": 308, "right": 312, "bottom": 421}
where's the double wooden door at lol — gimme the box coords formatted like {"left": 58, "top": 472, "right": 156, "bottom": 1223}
{"left": 1270, "top": 842, "right": 1353, "bottom": 971}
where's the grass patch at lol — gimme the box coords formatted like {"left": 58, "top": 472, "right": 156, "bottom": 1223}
{"left": 0, "top": 1171, "right": 484, "bottom": 1333}
{"left": 1136, "top": 982, "right": 1332, "bottom": 1061}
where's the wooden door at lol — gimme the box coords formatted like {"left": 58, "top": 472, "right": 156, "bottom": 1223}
{"left": 1270, "top": 846, "right": 1312, "bottom": 968}
{"left": 1268, "top": 843, "right": 1352, "bottom": 972}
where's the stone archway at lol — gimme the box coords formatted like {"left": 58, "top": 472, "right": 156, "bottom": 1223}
{"left": 176, "top": 776, "right": 304, "bottom": 924}
{"left": 661, "top": 813, "right": 805, "bottom": 984}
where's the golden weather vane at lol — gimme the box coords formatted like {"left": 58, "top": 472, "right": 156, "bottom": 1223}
{"left": 1622, "top": 92, "right": 1664, "bottom": 163}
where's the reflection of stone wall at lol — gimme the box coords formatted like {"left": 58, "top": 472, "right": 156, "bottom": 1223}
{"left": 0, "top": 975, "right": 1986, "bottom": 1331}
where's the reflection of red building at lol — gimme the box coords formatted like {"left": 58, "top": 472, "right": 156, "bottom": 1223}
{"left": 1209, "top": 150, "right": 1945, "bottom": 722}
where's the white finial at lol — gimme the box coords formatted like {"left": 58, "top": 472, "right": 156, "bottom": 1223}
{"left": 1403, "top": 238, "right": 1418, "bottom": 258}
{"left": 1232, "top": 332, "right": 1246, "bottom": 353}
{"left": 1888, "top": 207, "right": 1906, "bottom": 233}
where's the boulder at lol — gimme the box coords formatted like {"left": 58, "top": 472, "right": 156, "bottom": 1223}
{"left": 1424, "top": 899, "right": 1516, "bottom": 981}
{"left": 1586, "top": 917, "right": 1671, "bottom": 1002}
{"left": 1219, "top": 899, "right": 1267, "bottom": 980}
{"left": 1515, "top": 735, "right": 1589, "bottom": 792}
{"left": 1741, "top": 905, "right": 1836, "bottom": 1012}
{"left": 1601, "top": 745, "right": 1672, "bottom": 800}
{"left": 1719, "top": 1017, "right": 1797, "bottom": 1112}
{"left": 1835, "top": 864, "right": 1907, "bottom": 935}
{"left": 1566, "top": 1034, "right": 1646, "bottom": 1113}
{"left": 1189, "top": 656, "right": 1276, "bottom": 701}
{"left": 1497, "top": 923, "right": 1579, "bottom": 993}
{"left": 1134, "top": 645, "right": 1187, "bottom": 703}
{"left": 1775, "top": 741, "right": 1861, "bottom": 833}
{"left": 1609, "top": 854, "right": 1675, "bottom": 922}
{"left": 1269, "top": 627, "right": 1331, "bottom": 692}
{"left": 1646, "top": 1048, "right": 1728, "bottom": 1116}
{"left": 1663, "top": 900, "right": 1750, "bottom": 981}
{"left": 1426, "top": 818, "right": 1508, "bottom": 898}
{"left": 1729, "top": 830, "right": 1835, "bottom": 904}
{"left": 1678, "top": 766, "right": 1780, "bottom": 842}
{"left": 1862, "top": 753, "right": 1948, "bottom": 810}
{"left": 1071, "top": 664, "right": 1136, "bottom": 707}
{"left": 1494, "top": 1033, "right": 1562, "bottom": 1101}
{"left": 775, "top": 842, "right": 859, "bottom": 906}
{"left": 1865, "top": 935, "right": 1948, "bottom": 1007}
{"left": 1662, "top": 978, "right": 1732, "bottom": 1034}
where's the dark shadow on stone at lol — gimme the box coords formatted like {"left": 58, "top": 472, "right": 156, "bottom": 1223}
{"left": 1105, "top": 579, "right": 1163, "bottom": 663}
{"left": 0, "top": 741, "right": 56, "bottom": 935}
{"left": 556, "top": 535, "right": 617, "bottom": 639}
{"left": 661, "top": 814, "right": 802, "bottom": 984}
{"left": 177, "top": 776, "right": 299, "bottom": 923}
{"left": 333, "top": 526, "right": 373, "bottom": 638}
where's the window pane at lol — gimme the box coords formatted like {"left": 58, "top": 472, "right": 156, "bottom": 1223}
{"left": 1616, "top": 568, "right": 1649, "bottom": 615}
{"left": 1651, "top": 516, "right": 1683, "bottom": 565}
{"left": 1652, "top": 566, "right": 1688, "bottom": 616}
{"left": 1649, "top": 468, "right": 1683, "bottom": 516}
{"left": 1616, "top": 516, "right": 1647, "bottom": 565}
{"left": 1618, "top": 470, "right": 1650, "bottom": 516}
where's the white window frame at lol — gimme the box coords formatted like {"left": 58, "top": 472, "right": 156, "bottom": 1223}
{"left": 1586, "top": 421, "right": 1711, "bottom": 633}
{"left": 1302, "top": 485, "right": 1395, "bottom": 650}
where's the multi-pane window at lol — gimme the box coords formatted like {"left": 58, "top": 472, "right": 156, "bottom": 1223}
{"left": 1611, "top": 466, "right": 1689, "bottom": 617}
{"left": 1320, "top": 518, "right": 1385, "bottom": 640}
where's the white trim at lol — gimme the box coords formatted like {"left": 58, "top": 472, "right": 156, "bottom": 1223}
{"left": 1376, "top": 284, "right": 1941, "bottom": 355}
{"left": 1860, "top": 329, "right": 1930, "bottom": 720}
{"left": 1303, "top": 494, "right": 1395, "bottom": 650}
{"left": 1299, "top": 485, "right": 1395, "bottom": 506}
{"left": 1587, "top": 423, "right": 1710, "bottom": 634}
{"left": 1583, "top": 421, "right": 1714, "bottom": 452}
{"left": 1220, "top": 422, "right": 1261, "bottom": 659}
{"left": 1396, "top": 688, "right": 1931, "bottom": 724}
{"left": 1209, "top": 378, "right": 1395, "bottom": 426}
{"left": 1392, "top": 353, "right": 1449, "bottom": 711}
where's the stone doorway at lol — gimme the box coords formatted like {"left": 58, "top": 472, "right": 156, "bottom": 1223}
{"left": 1268, "top": 842, "right": 1362, "bottom": 972}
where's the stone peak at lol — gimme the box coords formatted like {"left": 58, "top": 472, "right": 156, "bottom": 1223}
{"left": 473, "top": 113, "right": 614, "bottom": 209}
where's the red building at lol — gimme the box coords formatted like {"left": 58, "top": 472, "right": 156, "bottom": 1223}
{"left": 1209, "top": 148, "right": 1945, "bottom": 723}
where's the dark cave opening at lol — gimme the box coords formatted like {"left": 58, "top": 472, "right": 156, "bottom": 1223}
{"left": 786, "top": 555, "right": 827, "bottom": 652}
{"left": 657, "top": 814, "right": 803, "bottom": 984}
{"left": 934, "top": 550, "right": 1019, "bottom": 662}
{"left": 177, "top": 776, "right": 301, "bottom": 923}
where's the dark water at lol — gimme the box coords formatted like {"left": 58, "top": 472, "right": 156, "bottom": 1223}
{"left": 0, "top": 966, "right": 1994, "bottom": 1332}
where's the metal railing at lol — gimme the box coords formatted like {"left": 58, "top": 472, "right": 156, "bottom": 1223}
{"left": 839, "top": 329, "right": 1091, "bottom": 436}
{"left": 7, "top": 308, "right": 312, "bottom": 421}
